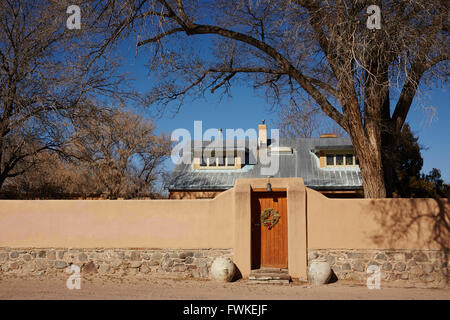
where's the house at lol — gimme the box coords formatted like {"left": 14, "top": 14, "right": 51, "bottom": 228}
{"left": 167, "top": 121, "right": 363, "bottom": 199}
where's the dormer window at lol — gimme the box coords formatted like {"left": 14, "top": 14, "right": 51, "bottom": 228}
{"left": 345, "top": 154, "right": 354, "bottom": 165}
{"left": 208, "top": 156, "right": 216, "bottom": 166}
{"left": 326, "top": 154, "right": 334, "bottom": 166}
{"left": 192, "top": 137, "right": 255, "bottom": 170}
{"left": 314, "top": 145, "right": 359, "bottom": 168}
{"left": 323, "top": 152, "right": 358, "bottom": 167}
{"left": 196, "top": 151, "right": 242, "bottom": 169}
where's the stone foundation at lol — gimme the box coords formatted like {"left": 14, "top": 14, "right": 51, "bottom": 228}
{"left": 308, "top": 249, "right": 449, "bottom": 288}
{"left": 0, "top": 248, "right": 233, "bottom": 279}
{"left": 2, "top": 247, "right": 447, "bottom": 287}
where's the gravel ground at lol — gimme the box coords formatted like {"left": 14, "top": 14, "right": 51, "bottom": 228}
{"left": 0, "top": 275, "right": 449, "bottom": 300}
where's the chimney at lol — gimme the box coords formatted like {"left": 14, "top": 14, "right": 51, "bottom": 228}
{"left": 320, "top": 133, "right": 338, "bottom": 138}
{"left": 258, "top": 120, "right": 267, "bottom": 147}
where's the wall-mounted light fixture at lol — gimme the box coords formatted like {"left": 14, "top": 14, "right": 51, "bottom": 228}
{"left": 266, "top": 176, "right": 272, "bottom": 192}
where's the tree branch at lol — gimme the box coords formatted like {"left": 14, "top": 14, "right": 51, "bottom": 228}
{"left": 210, "top": 72, "right": 236, "bottom": 93}
{"left": 392, "top": 21, "right": 448, "bottom": 131}
{"left": 137, "top": 27, "right": 184, "bottom": 46}
{"left": 140, "top": 12, "right": 348, "bottom": 129}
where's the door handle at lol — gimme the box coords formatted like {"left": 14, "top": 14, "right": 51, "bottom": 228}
{"left": 252, "top": 223, "right": 260, "bottom": 226}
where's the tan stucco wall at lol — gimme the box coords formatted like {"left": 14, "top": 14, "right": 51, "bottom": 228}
{"left": 1, "top": 179, "right": 448, "bottom": 282}
{"left": 306, "top": 188, "right": 449, "bottom": 250}
{"left": 0, "top": 189, "right": 235, "bottom": 249}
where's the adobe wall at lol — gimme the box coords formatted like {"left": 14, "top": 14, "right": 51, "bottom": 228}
{"left": 306, "top": 188, "right": 449, "bottom": 287}
{"left": 0, "top": 180, "right": 448, "bottom": 287}
{"left": 0, "top": 189, "right": 234, "bottom": 249}
{"left": 0, "top": 189, "right": 235, "bottom": 280}
{"left": 307, "top": 188, "right": 449, "bottom": 250}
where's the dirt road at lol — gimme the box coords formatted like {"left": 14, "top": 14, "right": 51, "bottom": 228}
{"left": 0, "top": 276, "right": 448, "bottom": 300}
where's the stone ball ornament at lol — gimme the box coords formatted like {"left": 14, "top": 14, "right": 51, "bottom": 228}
{"left": 210, "top": 256, "right": 236, "bottom": 282}
{"left": 308, "top": 259, "right": 332, "bottom": 285}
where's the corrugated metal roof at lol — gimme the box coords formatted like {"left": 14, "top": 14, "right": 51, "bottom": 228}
{"left": 168, "top": 138, "right": 362, "bottom": 191}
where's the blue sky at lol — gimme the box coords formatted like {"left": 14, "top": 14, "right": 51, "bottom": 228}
{"left": 404, "top": 89, "right": 450, "bottom": 182}
{"left": 117, "top": 40, "right": 450, "bottom": 183}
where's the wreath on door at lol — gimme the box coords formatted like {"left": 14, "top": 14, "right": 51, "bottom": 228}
{"left": 260, "top": 208, "right": 280, "bottom": 230}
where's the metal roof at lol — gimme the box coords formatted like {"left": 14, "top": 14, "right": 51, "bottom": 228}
{"left": 167, "top": 137, "right": 362, "bottom": 191}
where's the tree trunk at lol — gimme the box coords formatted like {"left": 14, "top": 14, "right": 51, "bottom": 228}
{"left": 357, "top": 151, "right": 387, "bottom": 198}
{"left": 379, "top": 68, "right": 395, "bottom": 198}
{"left": 381, "top": 126, "right": 397, "bottom": 198}
{"left": 347, "top": 121, "right": 387, "bottom": 198}
{"left": 0, "top": 174, "right": 6, "bottom": 193}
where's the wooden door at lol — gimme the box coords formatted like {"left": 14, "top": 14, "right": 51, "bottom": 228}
{"left": 251, "top": 191, "right": 288, "bottom": 269}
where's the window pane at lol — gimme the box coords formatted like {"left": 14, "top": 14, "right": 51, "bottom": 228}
{"left": 248, "top": 150, "right": 257, "bottom": 165}
{"left": 227, "top": 156, "right": 235, "bottom": 166}
{"left": 209, "top": 157, "right": 216, "bottom": 166}
{"left": 336, "top": 155, "right": 344, "bottom": 165}
{"left": 200, "top": 157, "right": 207, "bottom": 166}
{"left": 355, "top": 156, "right": 359, "bottom": 165}
{"left": 345, "top": 154, "right": 354, "bottom": 165}
{"left": 326, "top": 154, "right": 334, "bottom": 166}
{"left": 218, "top": 157, "right": 225, "bottom": 166}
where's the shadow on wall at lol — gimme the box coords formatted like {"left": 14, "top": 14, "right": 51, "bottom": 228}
{"left": 369, "top": 198, "right": 449, "bottom": 250}
{"left": 369, "top": 197, "right": 449, "bottom": 284}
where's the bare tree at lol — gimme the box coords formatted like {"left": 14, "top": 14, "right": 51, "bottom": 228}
{"left": 275, "top": 97, "right": 347, "bottom": 138}
{"left": 94, "top": 0, "right": 449, "bottom": 198}
{"left": 3, "top": 106, "right": 172, "bottom": 199}
{"left": 2, "top": 151, "right": 104, "bottom": 199}
{"left": 70, "top": 107, "right": 172, "bottom": 199}
{"left": 0, "top": 0, "right": 127, "bottom": 191}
